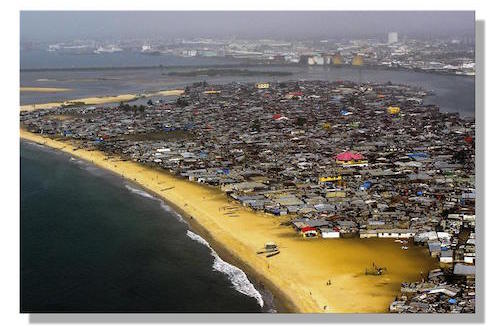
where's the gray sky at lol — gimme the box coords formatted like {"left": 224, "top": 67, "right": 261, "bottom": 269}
{"left": 20, "top": 11, "right": 475, "bottom": 42}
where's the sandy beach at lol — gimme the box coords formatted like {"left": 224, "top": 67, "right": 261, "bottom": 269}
{"left": 20, "top": 129, "right": 437, "bottom": 313}
{"left": 19, "top": 89, "right": 185, "bottom": 112}
{"left": 20, "top": 86, "right": 72, "bottom": 93}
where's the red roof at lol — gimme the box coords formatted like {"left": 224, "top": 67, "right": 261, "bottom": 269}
{"left": 301, "top": 226, "right": 317, "bottom": 233}
{"left": 335, "top": 151, "right": 364, "bottom": 161}
{"left": 272, "top": 114, "right": 282, "bottom": 120}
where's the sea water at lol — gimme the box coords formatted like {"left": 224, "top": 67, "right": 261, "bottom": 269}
{"left": 20, "top": 141, "right": 263, "bottom": 312}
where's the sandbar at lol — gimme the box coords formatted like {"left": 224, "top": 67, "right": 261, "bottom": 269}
{"left": 21, "top": 86, "right": 72, "bottom": 93}
{"left": 20, "top": 89, "right": 185, "bottom": 112}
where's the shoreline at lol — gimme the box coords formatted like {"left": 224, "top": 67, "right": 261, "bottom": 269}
{"left": 19, "top": 89, "right": 184, "bottom": 112}
{"left": 20, "top": 132, "right": 300, "bottom": 313}
{"left": 20, "top": 86, "right": 72, "bottom": 93}
{"left": 20, "top": 62, "right": 475, "bottom": 78}
{"left": 20, "top": 129, "right": 438, "bottom": 313}
{"left": 122, "top": 180, "right": 291, "bottom": 312}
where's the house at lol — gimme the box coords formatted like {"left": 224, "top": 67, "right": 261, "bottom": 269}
{"left": 301, "top": 226, "right": 318, "bottom": 238}
{"left": 464, "top": 253, "right": 475, "bottom": 264}
{"left": 377, "top": 229, "right": 416, "bottom": 239}
{"left": 335, "top": 151, "right": 368, "bottom": 167}
{"left": 359, "top": 229, "right": 378, "bottom": 238}
{"left": 428, "top": 241, "right": 442, "bottom": 257}
{"left": 454, "top": 263, "right": 475, "bottom": 276}
{"left": 439, "top": 249, "right": 454, "bottom": 263}
{"left": 319, "top": 227, "right": 340, "bottom": 238}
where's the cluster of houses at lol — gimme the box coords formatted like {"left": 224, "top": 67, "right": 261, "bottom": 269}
{"left": 21, "top": 80, "right": 476, "bottom": 313}
{"left": 390, "top": 265, "right": 475, "bottom": 313}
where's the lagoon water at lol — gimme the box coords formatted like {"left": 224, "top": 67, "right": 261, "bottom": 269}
{"left": 20, "top": 141, "right": 263, "bottom": 312}
{"left": 20, "top": 51, "right": 474, "bottom": 117}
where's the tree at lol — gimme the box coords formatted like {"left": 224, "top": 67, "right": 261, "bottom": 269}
{"left": 296, "top": 117, "right": 307, "bottom": 127}
{"left": 119, "top": 102, "right": 131, "bottom": 111}
{"left": 176, "top": 97, "right": 189, "bottom": 107}
{"left": 250, "top": 119, "right": 261, "bottom": 131}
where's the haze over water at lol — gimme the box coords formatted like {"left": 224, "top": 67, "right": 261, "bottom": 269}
{"left": 20, "top": 54, "right": 475, "bottom": 117}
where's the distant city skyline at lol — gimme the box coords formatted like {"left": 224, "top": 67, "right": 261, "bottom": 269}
{"left": 20, "top": 11, "right": 475, "bottom": 42}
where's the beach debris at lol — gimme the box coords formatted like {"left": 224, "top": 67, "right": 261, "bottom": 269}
{"left": 266, "top": 250, "right": 280, "bottom": 258}
{"left": 257, "top": 242, "right": 280, "bottom": 257}
{"left": 365, "top": 262, "right": 387, "bottom": 276}
{"left": 265, "top": 241, "right": 278, "bottom": 251}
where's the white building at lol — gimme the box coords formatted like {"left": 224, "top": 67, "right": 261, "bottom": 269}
{"left": 464, "top": 253, "right": 475, "bottom": 264}
{"left": 359, "top": 229, "right": 416, "bottom": 239}
{"left": 320, "top": 228, "right": 340, "bottom": 238}
{"left": 440, "top": 250, "right": 454, "bottom": 263}
{"left": 388, "top": 32, "right": 398, "bottom": 44}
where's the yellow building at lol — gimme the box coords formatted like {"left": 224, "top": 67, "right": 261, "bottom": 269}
{"left": 387, "top": 106, "right": 400, "bottom": 115}
{"left": 325, "top": 191, "right": 347, "bottom": 198}
{"left": 256, "top": 82, "right": 270, "bottom": 89}
{"left": 333, "top": 54, "right": 343, "bottom": 65}
{"left": 352, "top": 55, "right": 364, "bottom": 66}
{"left": 319, "top": 176, "right": 342, "bottom": 183}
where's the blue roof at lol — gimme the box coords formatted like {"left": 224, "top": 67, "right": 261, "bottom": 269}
{"left": 408, "top": 152, "right": 429, "bottom": 160}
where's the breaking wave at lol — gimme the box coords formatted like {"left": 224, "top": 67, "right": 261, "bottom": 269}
{"left": 69, "top": 157, "right": 86, "bottom": 166}
{"left": 159, "top": 202, "right": 187, "bottom": 224}
{"left": 186, "top": 230, "right": 264, "bottom": 308}
{"left": 124, "top": 184, "right": 156, "bottom": 200}
{"left": 124, "top": 183, "right": 262, "bottom": 307}
{"left": 125, "top": 184, "right": 187, "bottom": 224}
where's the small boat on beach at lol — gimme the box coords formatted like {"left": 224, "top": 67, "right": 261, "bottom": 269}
{"left": 266, "top": 251, "right": 280, "bottom": 258}
{"left": 257, "top": 242, "right": 280, "bottom": 257}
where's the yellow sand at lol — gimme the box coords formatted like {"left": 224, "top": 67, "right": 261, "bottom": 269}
{"left": 19, "top": 89, "right": 184, "bottom": 112}
{"left": 20, "top": 87, "right": 72, "bottom": 93}
{"left": 153, "top": 89, "right": 185, "bottom": 97}
{"left": 20, "top": 129, "right": 437, "bottom": 313}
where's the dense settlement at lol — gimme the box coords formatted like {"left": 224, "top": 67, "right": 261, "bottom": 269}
{"left": 20, "top": 80, "right": 476, "bottom": 313}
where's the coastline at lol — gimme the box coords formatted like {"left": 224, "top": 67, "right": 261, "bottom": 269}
{"left": 20, "top": 130, "right": 300, "bottom": 312}
{"left": 20, "top": 62, "right": 475, "bottom": 78}
{"left": 20, "top": 129, "right": 438, "bottom": 313}
{"left": 19, "top": 89, "right": 184, "bottom": 112}
{"left": 20, "top": 86, "right": 72, "bottom": 93}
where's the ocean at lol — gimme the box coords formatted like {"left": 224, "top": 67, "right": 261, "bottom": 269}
{"left": 20, "top": 141, "right": 264, "bottom": 312}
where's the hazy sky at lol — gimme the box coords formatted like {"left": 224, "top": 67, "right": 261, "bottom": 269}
{"left": 20, "top": 11, "right": 475, "bottom": 42}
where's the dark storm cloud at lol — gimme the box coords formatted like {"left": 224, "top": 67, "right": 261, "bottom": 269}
{"left": 20, "top": 11, "right": 475, "bottom": 42}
